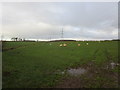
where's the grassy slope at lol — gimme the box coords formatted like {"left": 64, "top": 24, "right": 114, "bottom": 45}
{"left": 2, "top": 41, "right": 119, "bottom": 88}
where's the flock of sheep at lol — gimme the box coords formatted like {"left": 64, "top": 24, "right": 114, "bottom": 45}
{"left": 59, "top": 43, "right": 89, "bottom": 47}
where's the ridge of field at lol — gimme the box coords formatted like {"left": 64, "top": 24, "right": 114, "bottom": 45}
{"left": 2, "top": 41, "right": 119, "bottom": 88}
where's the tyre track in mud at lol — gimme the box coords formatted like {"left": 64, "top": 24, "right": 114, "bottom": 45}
{"left": 92, "top": 48, "right": 99, "bottom": 61}
{"left": 2, "top": 43, "right": 36, "bottom": 52}
{"left": 104, "top": 48, "right": 113, "bottom": 62}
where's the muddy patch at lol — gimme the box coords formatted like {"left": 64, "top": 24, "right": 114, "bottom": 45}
{"left": 2, "top": 47, "right": 16, "bottom": 51}
{"left": 55, "top": 61, "right": 119, "bottom": 88}
{"left": 67, "top": 68, "right": 87, "bottom": 76}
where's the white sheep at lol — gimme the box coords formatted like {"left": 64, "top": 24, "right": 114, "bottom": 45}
{"left": 86, "top": 43, "right": 88, "bottom": 45}
{"left": 78, "top": 44, "right": 80, "bottom": 46}
{"left": 59, "top": 44, "right": 63, "bottom": 47}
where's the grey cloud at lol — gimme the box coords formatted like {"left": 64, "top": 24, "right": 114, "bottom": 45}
{"left": 1, "top": 2, "right": 118, "bottom": 40}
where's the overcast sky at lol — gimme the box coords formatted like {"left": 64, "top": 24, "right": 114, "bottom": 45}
{"left": 1, "top": 2, "right": 118, "bottom": 40}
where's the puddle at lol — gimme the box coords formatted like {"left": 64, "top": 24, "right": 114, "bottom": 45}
{"left": 67, "top": 68, "right": 87, "bottom": 76}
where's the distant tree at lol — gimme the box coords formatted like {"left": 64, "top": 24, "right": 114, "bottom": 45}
{"left": 18, "top": 38, "right": 22, "bottom": 41}
{"left": 20, "top": 38, "right": 23, "bottom": 41}
{"left": 11, "top": 37, "right": 26, "bottom": 41}
{"left": 15, "top": 37, "right": 18, "bottom": 41}
{"left": 11, "top": 37, "right": 15, "bottom": 41}
{"left": 11, "top": 37, "right": 18, "bottom": 41}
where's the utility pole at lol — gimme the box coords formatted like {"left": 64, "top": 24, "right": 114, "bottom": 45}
{"left": 50, "top": 36, "right": 51, "bottom": 41}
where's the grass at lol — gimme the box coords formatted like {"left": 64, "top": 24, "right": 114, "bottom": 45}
{"left": 2, "top": 41, "right": 119, "bottom": 88}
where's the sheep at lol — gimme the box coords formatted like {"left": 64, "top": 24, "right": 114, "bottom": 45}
{"left": 78, "top": 44, "right": 80, "bottom": 47}
{"left": 59, "top": 43, "right": 67, "bottom": 47}
{"left": 63, "top": 43, "right": 67, "bottom": 47}
{"left": 59, "top": 44, "right": 63, "bottom": 47}
{"left": 86, "top": 43, "right": 88, "bottom": 45}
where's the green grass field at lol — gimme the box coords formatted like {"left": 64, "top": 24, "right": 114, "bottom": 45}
{"left": 2, "top": 41, "right": 119, "bottom": 88}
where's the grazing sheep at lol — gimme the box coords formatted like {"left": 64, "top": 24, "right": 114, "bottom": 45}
{"left": 63, "top": 43, "right": 67, "bottom": 47}
{"left": 86, "top": 43, "right": 88, "bottom": 45}
{"left": 78, "top": 44, "right": 80, "bottom": 46}
{"left": 59, "top": 44, "right": 63, "bottom": 47}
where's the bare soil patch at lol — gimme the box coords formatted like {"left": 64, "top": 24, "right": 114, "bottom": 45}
{"left": 55, "top": 62, "right": 119, "bottom": 88}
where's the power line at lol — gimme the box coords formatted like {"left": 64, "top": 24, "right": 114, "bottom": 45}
{"left": 61, "top": 27, "right": 63, "bottom": 39}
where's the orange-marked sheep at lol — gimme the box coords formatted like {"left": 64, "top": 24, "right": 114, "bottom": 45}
{"left": 78, "top": 44, "right": 80, "bottom": 46}
{"left": 63, "top": 43, "right": 67, "bottom": 47}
